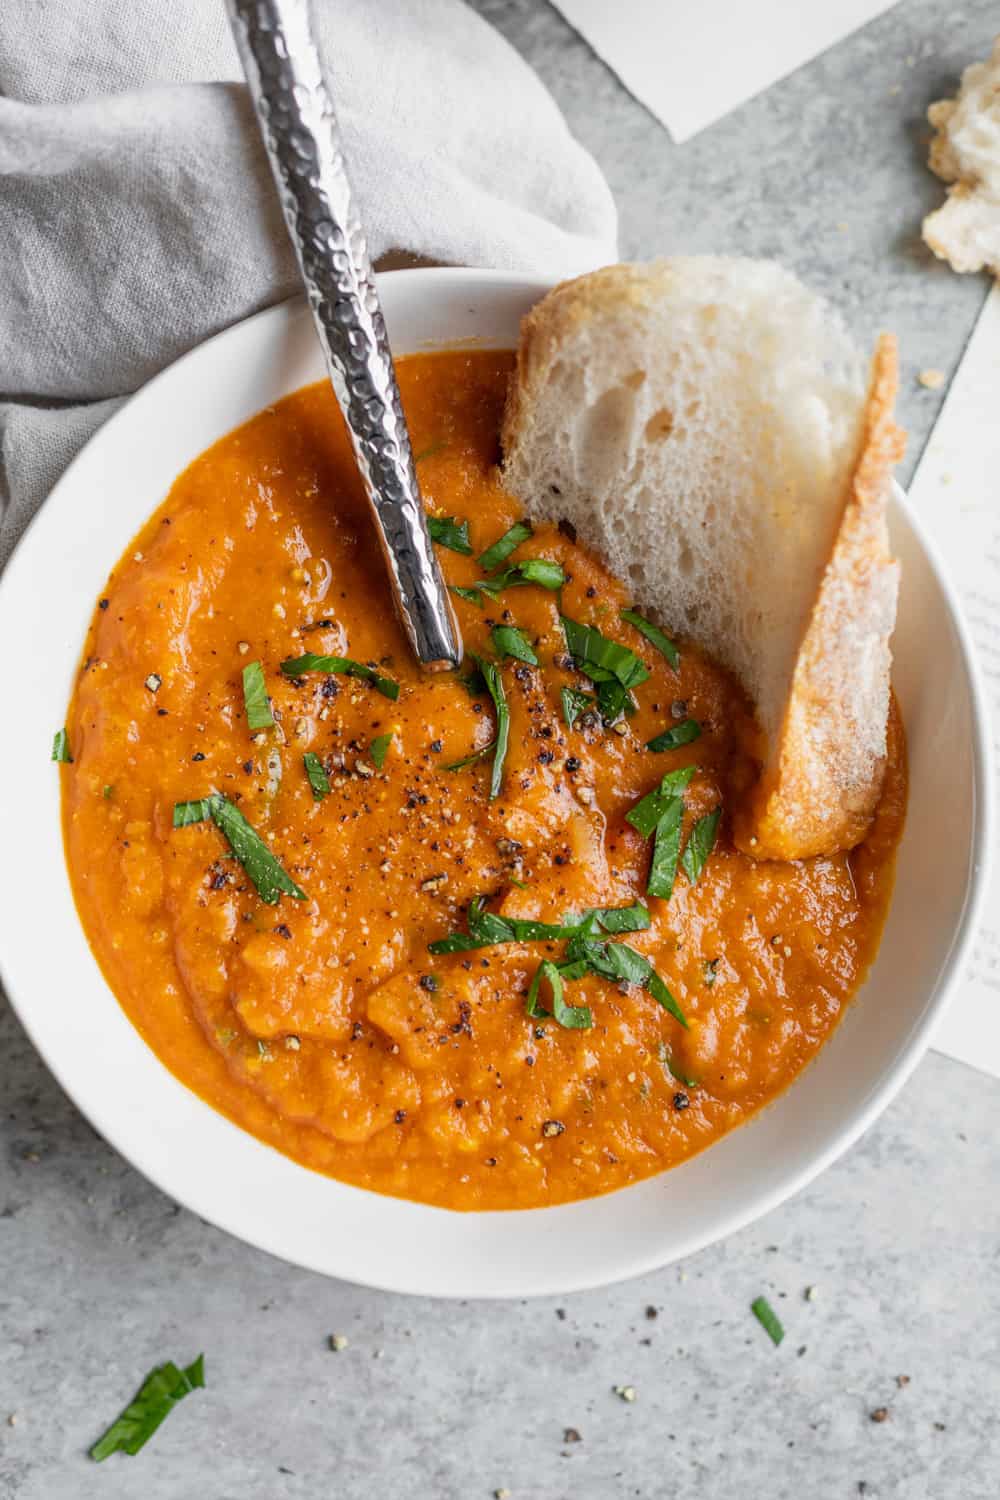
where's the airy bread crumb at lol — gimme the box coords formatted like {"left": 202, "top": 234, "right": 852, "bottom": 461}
{"left": 922, "top": 37, "right": 1000, "bottom": 276}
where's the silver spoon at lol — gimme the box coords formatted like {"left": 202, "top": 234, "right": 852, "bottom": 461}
{"left": 226, "top": 0, "right": 462, "bottom": 671}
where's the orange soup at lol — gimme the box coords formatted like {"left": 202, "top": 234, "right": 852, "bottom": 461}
{"left": 61, "top": 352, "right": 906, "bottom": 1210}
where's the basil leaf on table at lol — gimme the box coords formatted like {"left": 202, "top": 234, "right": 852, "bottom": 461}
{"left": 90, "top": 1354, "right": 205, "bottom": 1461}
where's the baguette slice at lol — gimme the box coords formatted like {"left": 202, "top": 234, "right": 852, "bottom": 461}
{"left": 500, "top": 258, "right": 905, "bottom": 860}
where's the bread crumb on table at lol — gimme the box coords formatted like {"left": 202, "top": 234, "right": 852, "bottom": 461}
{"left": 917, "top": 368, "right": 945, "bottom": 389}
{"left": 922, "top": 37, "right": 1000, "bottom": 276}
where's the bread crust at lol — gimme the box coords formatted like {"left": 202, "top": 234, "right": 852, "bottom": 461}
{"left": 731, "top": 335, "right": 905, "bottom": 859}
{"left": 502, "top": 263, "right": 904, "bottom": 863}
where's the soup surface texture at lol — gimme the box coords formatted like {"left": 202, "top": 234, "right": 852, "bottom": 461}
{"left": 62, "top": 351, "right": 906, "bottom": 1210}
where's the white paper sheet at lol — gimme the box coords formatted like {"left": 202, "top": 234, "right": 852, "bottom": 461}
{"left": 549, "top": 0, "right": 900, "bottom": 142}
{"left": 904, "top": 285, "right": 1000, "bottom": 1076}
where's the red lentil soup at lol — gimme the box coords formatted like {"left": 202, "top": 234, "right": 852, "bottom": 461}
{"left": 61, "top": 351, "right": 906, "bottom": 1210}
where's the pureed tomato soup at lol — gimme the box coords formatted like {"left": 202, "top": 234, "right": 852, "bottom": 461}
{"left": 61, "top": 352, "right": 906, "bottom": 1210}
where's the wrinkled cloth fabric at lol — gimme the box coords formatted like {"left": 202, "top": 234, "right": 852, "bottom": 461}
{"left": 0, "top": 0, "right": 617, "bottom": 563}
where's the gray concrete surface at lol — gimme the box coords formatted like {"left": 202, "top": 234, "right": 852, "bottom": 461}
{"left": 3, "top": 1, "right": 998, "bottom": 1495}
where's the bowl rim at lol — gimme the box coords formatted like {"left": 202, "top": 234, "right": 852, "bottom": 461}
{"left": 0, "top": 268, "right": 993, "bottom": 1298}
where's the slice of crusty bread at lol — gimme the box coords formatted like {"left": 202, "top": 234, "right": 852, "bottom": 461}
{"left": 500, "top": 258, "right": 905, "bottom": 860}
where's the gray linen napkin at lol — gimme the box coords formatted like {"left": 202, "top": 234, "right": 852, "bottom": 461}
{"left": 0, "top": 0, "right": 617, "bottom": 564}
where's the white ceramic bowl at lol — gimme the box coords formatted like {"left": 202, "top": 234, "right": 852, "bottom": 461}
{"left": 0, "top": 270, "right": 992, "bottom": 1298}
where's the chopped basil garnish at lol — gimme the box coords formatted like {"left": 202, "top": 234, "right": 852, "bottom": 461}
{"left": 414, "top": 440, "right": 446, "bottom": 463}
{"left": 478, "top": 520, "right": 533, "bottom": 573}
{"left": 451, "top": 558, "right": 566, "bottom": 607}
{"left": 427, "top": 515, "right": 472, "bottom": 555}
{"left": 450, "top": 585, "right": 484, "bottom": 607}
{"left": 172, "top": 797, "right": 215, "bottom": 826}
{"left": 647, "top": 798, "right": 684, "bottom": 900}
{"left": 646, "top": 718, "right": 701, "bottom": 752}
{"left": 444, "top": 740, "right": 496, "bottom": 773}
{"left": 620, "top": 609, "right": 680, "bottom": 670}
{"left": 472, "top": 654, "right": 509, "bottom": 801}
{"left": 173, "top": 794, "right": 306, "bottom": 904}
{"left": 561, "top": 616, "right": 650, "bottom": 691}
{"left": 751, "top": 1296, "right": 785, "bottom": 1347}
{"left": 51, "top": 727, "right": 72, "bottom": 763}
{"left": 241, "top": 659, "right": 273, "bottom": 731}
{"left": 626, "top": 766, "right": 697, "bottom": 839}
{"left": 561, "top": 686, "right": 596, "bottom": 728}
{"left": 526, "top": 959, "right": 592, "bottom": 1030}
{"left": 90, "top": 1354, "right": 205, "bottom": 1461}
{"left": 564, "top": 931, "right": 688, "bottom": 1028}
{"left": 491, "top": 624, "right": 538, "bottom": 665}
{"left": 428, "top": 896, "right": 645, "bottom": 955}
{"left": 370, "top": 732, "right": 393, "bottom": 769}
{"left": 681, "top": 807, "right": 721, "bottom": 884}
{"left": 280, "top": 653, "right": 399, "bottom": 702}
{"left": 658, "top": 1041, "right": 699, "bottom": 1088}
{"left": 302, "top": 751, "right": 330, "bottom": 800}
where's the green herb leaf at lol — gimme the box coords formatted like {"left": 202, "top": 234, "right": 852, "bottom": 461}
{"left": 620, "top": 609, "right": 680, "bottom": 670}
{"left": 450, "top": 585, "right": 484, "bottom": 608}
{"left": 491, "top": 624, "right": 538, "bottom": 665}
{"left": 751, "top": 1296, "right": 785, "bottom": 1347}
{"left": 90, "top": 1354, "right": 205, "bottom": 1461}
{"left": 444, "top": 740, "right": 496, "bottom": 773}
{"left": 280, "top": 654, "right": 399, "bottom": 702}
{"left": 593, "top": 678, "right": 636, "bottom": 725}
{"left": 658, "top": 1042, "right": 699, "bottom": 1088}
{"left": 478, "top": 520, "right": 533, "bottom": 573}
{"left": 586, "top": 902, "right": 651, "bottom": 935}
{"left": 303, "top": 751, "right": 330, "bottom": 801}
{"left": 457, "top": 663, "right": 487, "bottom": 697}
{"left": 427, "top": 515, "right": 472, "bottom": 554}
{"left": 526, "top": 959, "right": 592, "bottom": 1030}
{"left": 561, "top": 686, "right": 596, "bottom": 729}
{"left": 472, "top": 654, "right": 509, "bottom": 801}
{"left": 566, "top": 936, "right": 688, "bottom": 1028}
{"left": 626, "top": 765, "right": 697, "bottom": 839}
{"left": 241, "top": 659, "right": 274, "bottom": 731}
{"left": 514, "top": 558, "right": 566, "bottom": 590}
{"left": 370, "top": 732, "right": 394, "bottom": 770}
{"left": 647, "top": 798, "right": 684, "bottom": 900}
{"left": 646, "top": 718, "right": 701, "bottom": 753}
{"left": 414, "top": 440, "right": 446, "bottom": 463}
{"left": 173, "top": 794, "right": 305, "bottom": 904}
{"left": 681, "top": 807, "right": 722, "bottom": 884}
{"left": 172, "top": 798, "right": 214, "bottom": 826}
{"left": 561, "top": 616, "right": 650, "bottom": 693}
{"left": 51, "top": 727, "right": 72, "bottom": 763}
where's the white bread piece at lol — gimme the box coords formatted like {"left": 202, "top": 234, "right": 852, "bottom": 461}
{"left": 501, "top": 258, "right": 905, "bottom": 860}
{"left": 923, "top": 37, "right": 1000, "bottom": 277}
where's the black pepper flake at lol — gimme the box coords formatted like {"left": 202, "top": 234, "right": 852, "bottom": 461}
{"left": 320, "top": 677, "right": 339, "bottom": 699}
{"left": 513, "top": 666, "right": 531, "bottom": 684}
{"left": 645, "top": 1305, "right": 658, "bottom": 1320}
{"left": 565, "top": 756, "right": 581, "bottom": 773}
{"left": 429, "top": 740, "right": 443, "bottom": 754}
{"left": 870, "top": 1408, "right": 890, "bottom": 1424}
{"left": 553, "top": 853, "right": 567, "bottom": 866}
{"left": 541, "top": 1119, "right": 565, "bottom": 1138}
{"left": 419, "top": 974, "right": 438, "bottom": 993}
{"left": 585, "top": 585, "right": 597, "bottom": 598}
{"left": 538, "top": 750, "right": 555, "bottom": 765}
{"left": 274, "top": 924, "right": 292, "bottom": 940}
{"left": 454, "top": 1097, "right": 466, "bottom": 1109}
{"left": 671, "top": 699, "right": 688, "bottom": 720}
{"left": 351, "top": 1021, "right": 364, "bottom": 1041}
{"left": 485, "top": 1156, "right": 497, "bottom": 1167}
{"left": 673, "top": 1092, "right": 690, "bottom": 1111}
{"left": 394, "top": 1109, "right": 407, "bottom": 1124}
{"left": 98, "top": 598, "right": 109, "bottom": 610}
{"left": 156, "top": 707, "right": 168, "bottom": 717}
{"left": 192, "top": 751, "right": 206, "bottom": 762}
{"left": 243, "top": 760, "right": 253, "bottom": 773}
{"left": 563, "top": 1428, "right": 582, "bottom": 1444}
